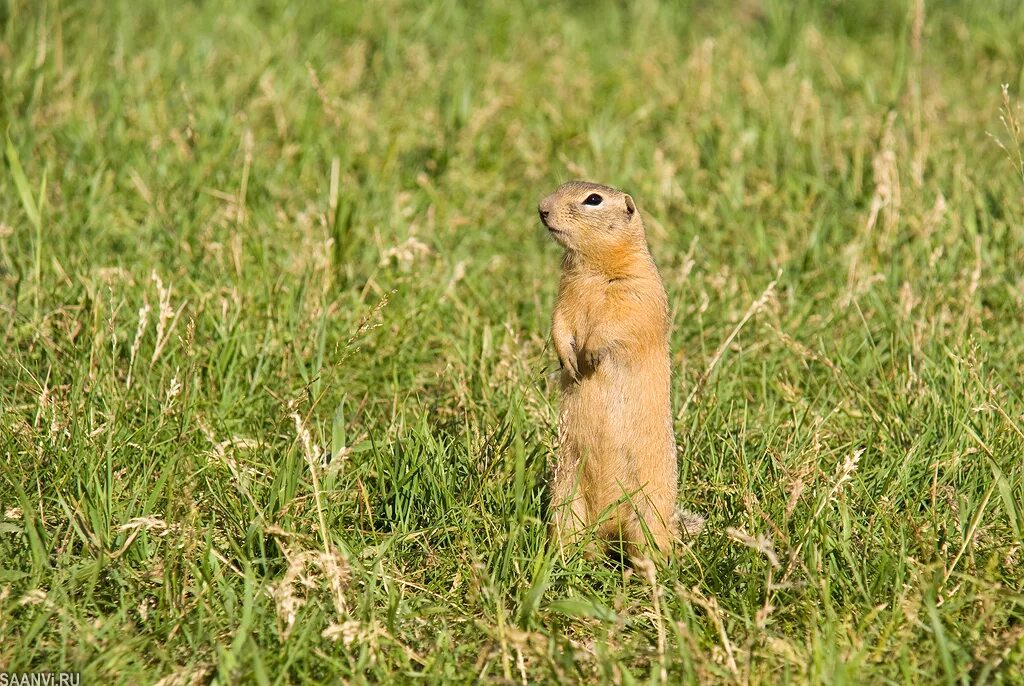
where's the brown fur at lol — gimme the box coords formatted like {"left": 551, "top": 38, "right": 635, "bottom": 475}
{"left": 539, "top": 181, "right": 678, "bottom": 561}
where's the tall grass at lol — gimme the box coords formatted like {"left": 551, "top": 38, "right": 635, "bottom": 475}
{"left": 1, "top": 0, "right": 1023, "bottom": 682}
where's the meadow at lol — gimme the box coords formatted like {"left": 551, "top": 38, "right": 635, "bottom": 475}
{"left": 2, "top": 0, "right": 1024, "bottom": 682}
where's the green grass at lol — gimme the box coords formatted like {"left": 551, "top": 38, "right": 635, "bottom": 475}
{"left": 2, "top": 0, "right": 1024, "bottom": 682}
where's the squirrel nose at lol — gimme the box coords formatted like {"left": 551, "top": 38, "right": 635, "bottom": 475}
{"left": 539, "top": 208, "right": 549, "bottom": 222}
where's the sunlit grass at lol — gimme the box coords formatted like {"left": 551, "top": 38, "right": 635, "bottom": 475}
{"left": 2, "top": 0, "right": 1023, "bottom": 682}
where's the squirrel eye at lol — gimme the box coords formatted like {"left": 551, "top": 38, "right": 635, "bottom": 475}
{"left": 583, "top": 193, "right": 603, "bottom": 206}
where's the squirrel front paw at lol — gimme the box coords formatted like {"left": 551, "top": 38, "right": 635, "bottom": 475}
{"left": 558, "top": 338, "right": 581, "bottom": 381}
{"left": 582, "top": 346, "right": 607, "bottom": 372}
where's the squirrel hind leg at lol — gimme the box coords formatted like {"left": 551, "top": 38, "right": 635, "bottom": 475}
{"left": 622, "top": 500, "right": 678, "bottom": 566}
{"left": 549, "top": 441, "right": 592, "bottom": 547}
{"left": 549, "top": 498, "right": 604, "bottom": 561}
{"left": 549, "top": 494, "right": 589, "bottom": 547}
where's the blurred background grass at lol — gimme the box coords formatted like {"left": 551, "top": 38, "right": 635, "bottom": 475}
{"left": 1, "top": 0, "right": 1024, "bottom": 683}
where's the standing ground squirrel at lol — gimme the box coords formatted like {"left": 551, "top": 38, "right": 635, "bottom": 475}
{"left": 539, "top": 181, "right": 678, "bottom": 562}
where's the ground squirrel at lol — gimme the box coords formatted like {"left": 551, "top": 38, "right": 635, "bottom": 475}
{"left": 539, "top": 181, "right": 678, "bottom": 562}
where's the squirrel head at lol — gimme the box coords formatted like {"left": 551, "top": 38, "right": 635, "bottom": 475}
{"left": 538, "top": 181, "right": 646, "bottom": 265}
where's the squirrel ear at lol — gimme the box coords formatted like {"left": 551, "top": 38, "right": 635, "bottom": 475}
{"left": 624, "top": 194, "right": 636, "bottom": 215}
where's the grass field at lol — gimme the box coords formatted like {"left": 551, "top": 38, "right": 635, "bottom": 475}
{"left": 2, "top": 0, "right": 1024, "bottom": 682}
